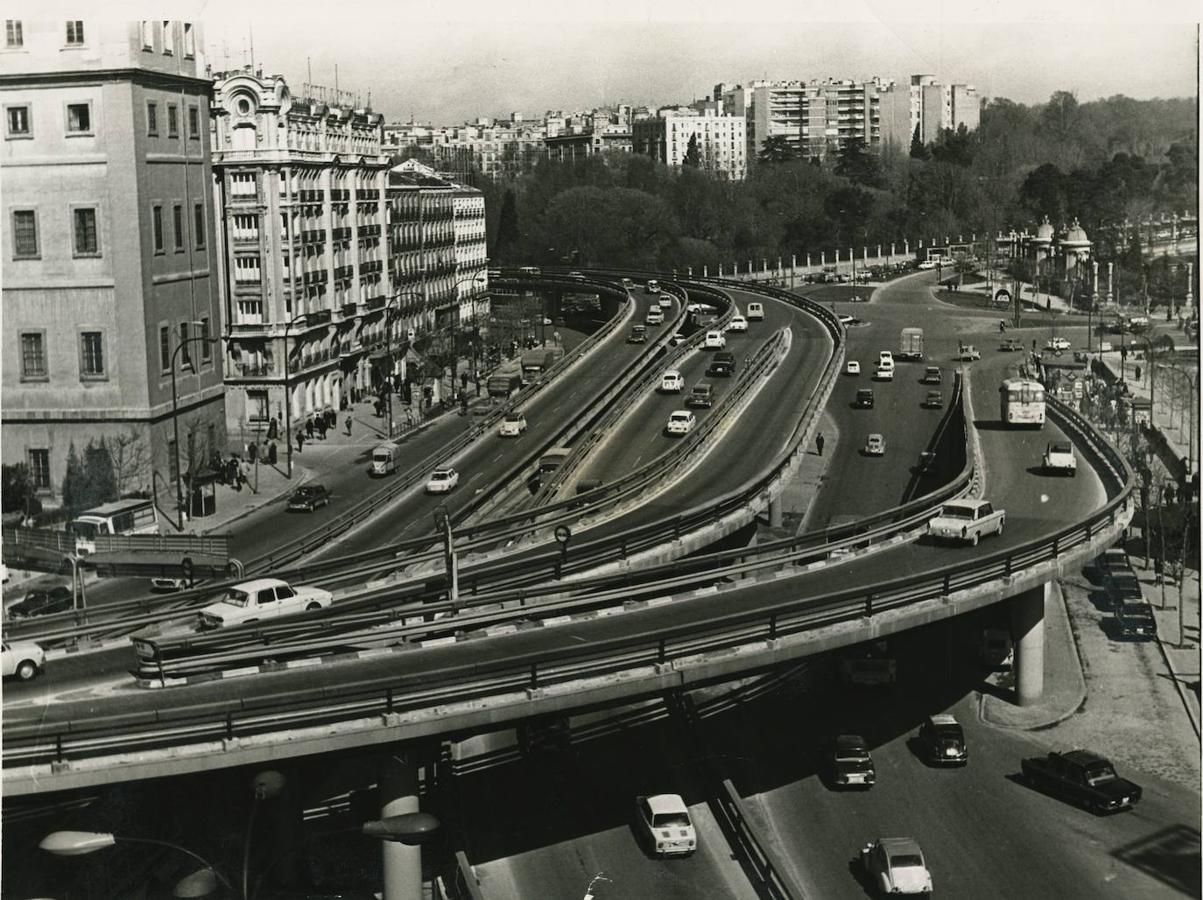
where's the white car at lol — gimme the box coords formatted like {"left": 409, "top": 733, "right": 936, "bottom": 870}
{"left": 668, "top": 332, "right": 688, "bottom": 347}
{"left": 660, "top": 370, "right": 685, "bottom": 393}
{"left": 918, "top": 260, "right": 938, "bottom": 270}
{"left": 1043, "top": 440, "right": 1077, "bottom": 475}
{"left": 837, "top": 314, "right": 855, "bottom": 326}
{"left": 645, "top": 279, "right": 661, "bottom": 294}
{"left": 498, "top": 413, "right": 527, "bottom": 437}
{"left": 861, "top": 837, "right": 933, "bottom": 896}
{"left": 198, "top": 578, "right": 334, "bottom": 630}
{"left": 703, "top": 330, "right": 726, "bottom": 349}
{"left": 875, "top": 366, "right": 894, "bottom": 381}
{"left": 865, "top": 433, "right": 886, "bottom": 456}
{"left": 846, "top": 361, "right": 861, "bottom": 375}
{"left": 665, "top": 410, "right": 696, "bottom": 435}
{"left": 877, "top": 351, "right": 895, "bottom": 370}
{"left": 425, "top": 467, "right": 460, "bottom": 493}
{"left": 955, "top": 345, "right": 981, "bottom": 361}
{"left": 635, "top": 794, "right": 696, "bottom": 857}
{"left": 646, "top": 307, "right": 664, "bottom": 326}
{"left": 727, "top": 315, "right": 748, "bottom": 332}
{"left": 746, "top": 302, "right": 765, "bottom": 320}
{"left": 657, "top": 295, "right": 673, "bottom": 310}
{"left": 927, "top": 499, "right": 1005, "bottom": 546}
{"left": 1046, "top": 336, "right": 1071, "bottom": 351}
{"left": 2, "top": 640, "right": 45, "bottom": 681}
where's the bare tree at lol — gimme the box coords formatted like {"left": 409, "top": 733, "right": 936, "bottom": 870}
{"left": 108, "top": 428, "right": 151, "bottom": 498}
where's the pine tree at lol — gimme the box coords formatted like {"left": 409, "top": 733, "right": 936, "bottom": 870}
{"left": 83, "top": 438, "right": 118, "bottom": 508}
{"left": 909, "top": 124, "right": 930, "bottom": 160}
{"left": 495, "top": 189, "right": 520, "bottom": 262}
{"left": 61, "top": 443, "right": 85, "bottom": 513}
{"left": 683, "top": 134, "right": 701, "bottom": 168}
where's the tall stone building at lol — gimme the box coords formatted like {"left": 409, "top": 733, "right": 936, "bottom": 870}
{"left": 1, "top": 18, "right": 224, "bottom": 509}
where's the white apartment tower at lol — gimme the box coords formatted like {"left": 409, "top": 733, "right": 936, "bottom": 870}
{"left": 910, "top": 75, "right": 980, "bottom": 144}
{"left": 633, "top": 107, "right": 747, "bottom": 179}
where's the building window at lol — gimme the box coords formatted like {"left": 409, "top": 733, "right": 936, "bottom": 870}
{"left": 172, "top": 204, "right": 184, "bottom": 251}
{"left": 193, "top": 202, "right": 206, "bottom": 249}
{"left": 66, "top": 102, "right": 91, "bottom": 134}
{"left": 65, "top": 20, "right": 85, "bottom": 45}
{"left": 152, "top": 205, "right": 163, "bottom": 253}
{"left": 28, "top": 449, "right": 51, "bottom": 492}
{"left": 80, "top": 331, "right": 105, "bottom": 379}
{"left": 159, "top": 325, "right": 171, "bottom": 372}
{"left": 147, "top": 101, "right": 158, "bottom": 136}
{"left": 247, "top": 390, "right": 269, "bottom": 422}
{"left": 200, "top": 318, "right": 212, "bottom": 362}
{"left": 12, "top": 209, "right": 38, "bottom": 258}
{"left": 179, "top": 321, "right": 191, "bottom": 368}
{"left": 187, "top": 105, "right": 199, "bottom": 140}
{"left": 72, "top": 207, "right": 98, "bottom": 256}
{"left": 6, "top": 20, "right": 23, "bottom": 47}
{"left": 141, "top": 20, "right": 154, "bottom": 49}
{"left": 167, "top": 104, "right": 178, "bottom": 137}
{"left": 183, "top": 22, "right": 194, "bottom": 57}
{"left": 20, "top": 331, "right": 46, "bottom": 379}
{"left": 6, "top": 104, "right": 30, "bottom": 137}
{"left": 161, "top": 21, "right": 172, "bottom": 53}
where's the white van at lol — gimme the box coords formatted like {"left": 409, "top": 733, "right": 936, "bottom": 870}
{"left": 370, "top": 443, "right": 399, "bottom": 476}
{"left": 71, "top": 499, "right": 158, "bottom": 555}
{"left": 746, "top": 302, "right": 765, "bottom": 321}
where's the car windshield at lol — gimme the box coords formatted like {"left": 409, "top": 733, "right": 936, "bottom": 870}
{"left": 70, "top": 521, "right": 99, "bottom": 540}
{"left": 1121, "top": 601, "right": 1150, "bottom": 615}
{"left": 223, "top": 589, "right": 251, "bottom": 608}
{"left": 1050, "top": 443, "right": 1072, "bottom": 454}
{"left": 671, "top": 413, "right": 690, "bottom": 422}
{"left": 505, "top": 415, "right": 522, "bottom": 422}
{"left": 836, "top": 750, "right": 870, "bottom": 762}
{"left": 941, "top": 505, "right": 974, "bottom": 519}
{"left": 431, "top": 471, "right": 451, "bottom": 481}
{"left": 889, "top": 854, "right": 925, "bottom": 870}
{"left": 1083, "top": 764, "right": 1118, "bottom": 786}
{"left": 295, "top": 487, "right": 318, "bottom": 497}
{"left": 651, "top": 813, "right": 691, "bottom": 828}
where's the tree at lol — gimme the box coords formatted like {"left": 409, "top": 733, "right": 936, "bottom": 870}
{"left": 494, "top": 188, "right": 520, "bottom": 262}
{"left": 758, "top": 135, "right": 797, "bottom": 164}
{"left": 1019, "top": 163, "right": 1066, "bottom": 222}
{"left": 909, "top": 125, "right": 930, "bottom": 160}
{"left": 931, "top": 124, "right": 977, "bottom": 168}
{"left": 834, "top": 137, "right": 881, "bottom": 187}
{"left": 61, "top": 443, "right": 86, "bottom": 513}
{"left": 1, "top": 464, "right": 42, "bottom": 518}
{"left": 107, "top": 429, "right": 151, "bottom": 499}
{"left": 83, "top": 439, "right": 118, "bottom": 507}
{"left": 683, "top": 134, "right": 701, "bottom": 168}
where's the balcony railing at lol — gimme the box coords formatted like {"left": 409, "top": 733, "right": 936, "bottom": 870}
{"left": 237, "top": 362, "right": 275, "bottom": 378}
{"left": 364, "top": 296, "right": 385, "bottom": 311}
{"left": 332, "top": 227, "right": 352, "bottom": 242}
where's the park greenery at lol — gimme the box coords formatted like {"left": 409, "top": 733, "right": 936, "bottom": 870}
{"left": 437, "top": 92, "right": 1196, "bottom": 299}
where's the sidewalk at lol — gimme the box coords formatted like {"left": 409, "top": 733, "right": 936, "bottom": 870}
{"left": 1094, "top": 352, "right": 1197, "bottom": 476}
{"left": 755, "top": 410, "right": 838, "bottom": 540}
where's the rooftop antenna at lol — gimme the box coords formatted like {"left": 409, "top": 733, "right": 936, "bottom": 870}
{"left": 307, "top": 56, "right": 312, "bottom": 90}
{"left": 248, "top": 23, "right": 254, "bottom": 72}
{"left": 335, "top": 64, "right": 339, "bottom": 100}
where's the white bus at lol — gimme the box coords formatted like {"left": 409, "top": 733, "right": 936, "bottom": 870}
{"left": 71, "top": 498, "right": 159, "bottom": 555}
{"left": 999, "top": 378, "right": 1046, "bottom": 427}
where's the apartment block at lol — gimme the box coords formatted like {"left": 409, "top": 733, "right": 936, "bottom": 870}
{"left": 910, "top": 75, "right": 980, "bottom": 144}
{"left": 1, "top": 18, "right": 224, "bottom": 509}
{"left": 632, "top": 105, "right": 747, "bottom": 179}
{"left": 210, "top": 68, "right": 389, "bottom": 437}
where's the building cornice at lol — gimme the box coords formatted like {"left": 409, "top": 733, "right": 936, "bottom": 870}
{"left": 0, "top": 66, "right": 215, "bottom": 94}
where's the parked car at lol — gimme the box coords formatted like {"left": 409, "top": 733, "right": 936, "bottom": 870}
{"left": 927, "top": 499, "right": 1005, "bottom": 546}
{"left": 660, "top": 370, "right": 685, "bottom": 393}
{"left": 923, "top": 391, "right": 943, "bottom": 409}
{"left": 846, "top": 361, "right": 861, "bottom": 375}
{"left": 921, "top": 366, "right": 942, "bottom": 384}
{"left": 627, "top": 325, "right": 648, "bottom": 344}
{"left": 1107, "top": 571, "right": 1144, "bottom": 609}
{"left": 1020, "top": 750, "right": 1142, "bottom": 814}
{"left": 1046, "top": 336, "right": 1071, "bottom": 351}
{"left": 665, "top": 410, "right": 696, "bottom": 436}
{"left": 955, "top": 345, "right": 982, "bottom": 361}
{"left": 425, "top": 467, "right": 460, "bottom": 493}
{"left": 6, "top": 585, "right": 73, "bottom": 620}
{"left": 703, "top": 330, "right": 726, "bottom": 349}
{"left": 864, "top": 434, "right": 886, "bottom": 456}
{"left": 1043, "top": 441, "right": 1076, "bottom": 475}
{"left": 746, "top": 302, "right": 765, "bottom": 320}
{"left": 727, "top": 315, "right": 748, "bottom": 332}
{"left": 634, "top": 794, "right": 696, "bottom": 857}
{"left": 861, "top": 838, "right": 933, "bottom": 896}
{"left": 686, "top": 383, "right": 714, "bottom": 408}
{"left": 918, "top": 259, "right": 938, "bottom": 269}
{"left": 288, "top": 483, "right": 332, "bottom": 512}
{"left": 917, "top": 714, "right": 968, "bottom": 766}
{"left": 855, "top": 388, "right": 875, "bottom": 409}
{"left": 1116, "top": 597, "right": 1157, "bottom": 638}
{"left": 646, "top": 307, "right": 665, "bottom": 326}
{"left": 830, "top": 734, "right": 876, "bottom": 788}
{"left": 198, "top": 578, "right": 334, "bottom": 629}
{"left": 498, "top": 413, "right": 527, "bottom": 437}
{"left": 2, "top": 640, "right": 45, "bottom": 681}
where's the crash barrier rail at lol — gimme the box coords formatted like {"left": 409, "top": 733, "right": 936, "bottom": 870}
{"left": 4, "top": 419, "right": 1134, "bottom": 766}
{"left": 445, "top": 852, "right": 485, "bottom": 900}
{"left": 715, "top": 779, "right": 804, "bottom": 900}
{"left": 1, "top": 528, "right": 230, "bottom": 559}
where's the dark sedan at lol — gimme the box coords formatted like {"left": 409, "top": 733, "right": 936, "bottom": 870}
{"left": 829, "top": 734, "right": 876, "bottom": 788}
{"left": 7, "top": 585, "right": 74, "bottom": 619}
{"left": 287, "top": 484, "right": 332, "bottom": 512}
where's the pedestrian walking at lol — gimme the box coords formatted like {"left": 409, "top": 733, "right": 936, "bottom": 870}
{"left": 345, "top": 413, "right": 353, "bottom": 437}
{"left": 816, "top": 433, "right": 825, "bottom": 456}
{"left": 267, "top": 417, "right": 278, "bottom": 440}
{"left": 306, "top": 416, "right": 314, "bottom": 439}
{"left": 248, "top": 441, "right": 258, "bottom": 464}
{"left": 317, "top": 417, "right": 327, "bottom": 440}
{"left": 267, "top": 441, "right": 277, "bottom": 466}
{"left": 296, "top": 430, "right": 304, "bottom": 453}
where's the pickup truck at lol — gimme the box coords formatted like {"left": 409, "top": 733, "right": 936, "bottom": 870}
{"left": 1021, "top": 750, "right": 1142, "bottom": 813}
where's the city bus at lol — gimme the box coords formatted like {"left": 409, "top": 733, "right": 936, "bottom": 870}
{"left": 70, "top": 498, "right": 159, "bottom": 555}
{"left": 999, "top": 377, "right": 1046, "bottom": 427}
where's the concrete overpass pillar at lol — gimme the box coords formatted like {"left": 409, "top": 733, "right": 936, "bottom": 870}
{"left": 1011, "top": 583, "right": 1048, "bottom": 706}
{"left": 768, "top": 496, "right": 783, "bottom": 528}
{"left": 380, "top": 751, "right": 422, "bottom": 900}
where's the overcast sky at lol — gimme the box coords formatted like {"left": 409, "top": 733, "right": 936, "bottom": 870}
{"left": 141, "top": 1, "right": 1199, "bottom": 123}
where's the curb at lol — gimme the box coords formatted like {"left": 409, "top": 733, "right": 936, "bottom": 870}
{"left": 1152, "top": 631, "right": 1202, "bottom": 741}
{"left": 978, "top": 579, "right": 1088, "bottom": 731}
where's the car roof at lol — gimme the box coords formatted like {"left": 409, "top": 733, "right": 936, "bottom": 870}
{"left": 945, "top": 498, "right": 988, "bottom": 510}
{"left": 230, "top": 578, "right": 286, "bottom": 592}
{"left": 869, "top": 433, "right": 884, "bottom": 440}
{"left": 504, "top": 412, "right": 524, "bottom": 419}
{"left": 645, "top": 793, "right": 689, "bottom": 815}
{"left": 432, "top": 467, "right": 455, "bottom": 474}
{"left": 835, "top": 733, "right": 868, "bottom": 750}
{"left": 1049, "top": 441, "right": 1072, "bottom": 452}
{"left": 670, "top": 410, "right": 692, "bottom": 418}
{"left": 664, "top": 369, "right": 681, "bottom": 376}
{"left": 1061, "top": 749, "right": 1108, "bottom": 766}
{"left": 877, "top": 837, "right": 923, "bottom": 856}
{"left": 928, "top": 713, "right": 960, "bottom": 727}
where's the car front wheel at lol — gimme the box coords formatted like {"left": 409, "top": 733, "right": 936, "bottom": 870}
{"left": 15, "top": 660, "right": 37, "bottom": 681}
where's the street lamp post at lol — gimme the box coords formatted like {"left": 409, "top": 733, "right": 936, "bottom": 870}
{"left": 171, "top": 332, "right": 220, "bottom": 532}
{"left": 281, "top": 312, "right": 314, "bottom": 479}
